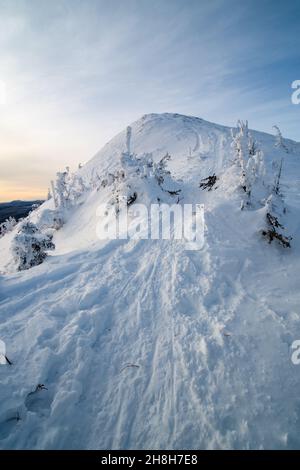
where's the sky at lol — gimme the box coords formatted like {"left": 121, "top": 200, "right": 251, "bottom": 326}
{"left": 0, "top": 0, "right": 300, "bottom": 202}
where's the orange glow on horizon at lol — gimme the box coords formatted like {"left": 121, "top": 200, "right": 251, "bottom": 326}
{"left": 0, "top": 182, "right": 46, "bottom": 202}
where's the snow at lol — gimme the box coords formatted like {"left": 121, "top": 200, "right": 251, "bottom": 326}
{"left": 0, "top": 113, "right": 300, "bottom": 449}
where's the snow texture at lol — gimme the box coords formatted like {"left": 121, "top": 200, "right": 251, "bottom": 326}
{"left": 0, "top": 113, "right": 300, "bottom": 449}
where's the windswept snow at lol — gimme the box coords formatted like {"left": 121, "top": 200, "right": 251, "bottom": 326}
{"left": 0, "top": 113, "right": 300, "bottom": 449}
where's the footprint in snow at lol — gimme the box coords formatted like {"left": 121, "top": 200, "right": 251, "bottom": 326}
{"left": 25, "top": 384, "right": 53, "bottom": 416}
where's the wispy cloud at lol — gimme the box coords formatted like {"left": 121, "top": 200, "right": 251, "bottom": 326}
{"left": 0, "top": 0, "right": 299, "bottom": 200}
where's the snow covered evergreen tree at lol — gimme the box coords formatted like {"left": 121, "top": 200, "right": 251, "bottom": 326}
{"left": 262, "top": 194, "right": 291, "bottom": 248}
{"left": 54, "top": 170, "right": 70, "bottom": 208}
{"left": 126, "top": 126, "right": 132, "bottom": 155}
{"left": 231, "top": 120, "right": 265, "bottom": 208}
{"left": 0, "top": 217, "right": 17, "bottom": 238}
{"left": 51, "top": 180, "right": 58, "bottom": 208}
{"left": 154, "top": 153, "right": 171, "bottom": 187}
{"left": 273, "top": 157, "right": 284, "bottom": 195}
{"left": 68, "top": 173, "right": 87, "bottom": 203}
{"left": 261, "top": 155, "right": 291, "bottom": 248}
{"left": 52, "top": 166, "right": 88, "bottom": 210}
{"left": 11, "top": 222, "right": 55, "bottom": 271}
{"left": 231, "top": 120, "right": 249, "bottom": 170}
{"left": 273, "top": 125, "right": 288, "bottom": 152}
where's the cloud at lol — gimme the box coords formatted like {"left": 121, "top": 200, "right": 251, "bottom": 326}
{"left": 0, "top": 0, "right": 299, "bottom": 200}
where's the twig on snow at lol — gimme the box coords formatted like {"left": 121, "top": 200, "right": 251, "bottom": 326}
{"left": 5, "top": 355, "right": 13, "bottom": 365}
{"left": 120, "top": 363, "right": 140, "bottom": 373}
{"left": 223, "top": 331, "right": 231, "bottom": 337}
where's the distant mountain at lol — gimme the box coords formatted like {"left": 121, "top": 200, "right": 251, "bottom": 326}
{"left": 0, "top": 200, "right": 44, "bottom": 224}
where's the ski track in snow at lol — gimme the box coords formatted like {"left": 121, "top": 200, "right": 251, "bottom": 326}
{"left": 1, "top": 233, "right": 300, "bottom": 449}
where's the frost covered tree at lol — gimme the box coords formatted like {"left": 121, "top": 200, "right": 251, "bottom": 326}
{"left": 261, "top": 154, "right": 290, "bottom": 248}
{"left": 273, "top": 125, "right": 288, "bottom": 152}
{"left": 52, "top": 166, "right": 88, "bottom": 210}
{"left": 115, "top": 127, "right": 175, "bottom": 211}
{"left": 262, "top": 194, "right": 291, "bottom": 248}
{"left": 90, "top": 169, "right": 99, "bottom": 187}
{"left": 54, "top": 170, "right": 70, "bottom": 208}
{"left": 126, "top": 126, "right": 132, "bottom": 155}
{"left": 0, "top": 217, "right": 17, "bottom": 238}
{"left": 118, "top": 129, "right": 143, "bottom": 203}
{"left": 51, "top": 180, "right": 58, "bottom": 208}
{"left": 119, "top": 126, "right": 134, "bottom": 179}
{"left": 68, "top": 174, "right": 87, "bottom": 202}
{"left": 199, "top": 174, "right": 218, "bottom": 191}
{"left": 245, "top": 148, "right": 265, "bottom": 189}
{"left": 231, "top": 120, "right": 249, "bottom": 171}
{"left": 11, "top": 222, "right": 55, "bottom": 271}
{"left": 154, "top": 153, "right": 171, "bottom": 186}
{"left": 273, "top": 157, "right": 283, "bottom": 195}
{"left": 231, "top": 120, "right": 265, "bottom": 208}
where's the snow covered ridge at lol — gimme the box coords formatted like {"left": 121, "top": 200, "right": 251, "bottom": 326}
{"left": 0, "top": 114, "right": 296, "bottom": 270}
{"left": 0, "top": 113, "right": 300, "bottom": 449}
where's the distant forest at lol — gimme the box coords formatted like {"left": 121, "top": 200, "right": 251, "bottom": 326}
{"left": 0, "top": 200, "right": 44, "bottom": 224}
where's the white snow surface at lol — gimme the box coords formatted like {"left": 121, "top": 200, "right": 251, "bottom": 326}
{"left": 0, "top": 113, "right": 300, "bottom": 449}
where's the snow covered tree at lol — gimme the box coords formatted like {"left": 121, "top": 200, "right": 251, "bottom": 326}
{"left": 245, "top": 148, "right": 265, "bottom": 189}
{"left": 144, "top": 155, "right": 154, "bottom": 178}
{"left": 262, "top": 196, "right": 291, "bottom": 247}
{"left": 11, "top": 222, "right": 55, "bottom": 271}
{"left": 273, "top": 125, "right": 288, "bottom": 152}
{"left": 51, "top": 180, "right": 58, "bottom": 208}
{"left": 273, "top": 157, "right": 283, "bottom": 195}
{"left": 154, "top": 153, "right": 171, "bottom": 186}
{"left": 30, "top": 202, "right": 41, "bottom": 212}
{"left": 0, "top": 217, "right": 17, "bottom": 238}
{"left": 52, "top": 166, "right": 88, "bottom": 210}
{"left": 54, "top": 170, "right": 69, "bottom": 208}
{"left": 231, "top": 120, "right": 249, "bottom": 170}
{"left": 231, "top": 120, "right": 265, "bottom": 208}
{"left": 67, "top": 173, "right": 87, "bottom": 202}
{"left": 261, "top": 183, "right": 291, "bottom": 248}
{"left": 199, "top": 174, "right": 218, "bottom": 191}
{"left": 114, "top": 128, "right": 176, "bottom": 213}
{"left": 126, "top": 126, "right": 132, "bottom": 155}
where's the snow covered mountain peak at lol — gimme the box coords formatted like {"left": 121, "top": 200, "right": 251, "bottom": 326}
{"left": 80, "top": 112, "right": 299, "bottom": 186}
{"left": 81, "top": 112, "right": 231, "bottom": 180}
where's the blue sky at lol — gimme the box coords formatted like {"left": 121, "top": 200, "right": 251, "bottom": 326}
{"left": 0, "top": 0, "right": 299, "bottom": 200}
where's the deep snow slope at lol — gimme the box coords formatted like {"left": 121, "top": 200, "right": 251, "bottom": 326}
{"left": 0, "top": 113, "right": 300, "bottom": 449}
